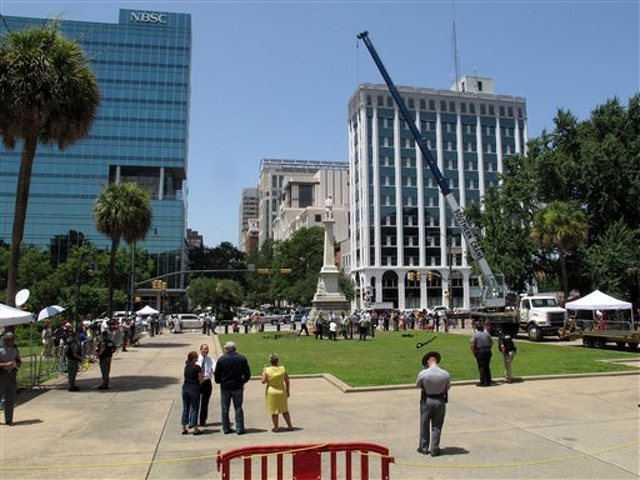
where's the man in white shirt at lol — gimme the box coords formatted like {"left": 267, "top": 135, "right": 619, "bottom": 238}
{"left": 197, "top": 344, "right": 215, "bottom": 427}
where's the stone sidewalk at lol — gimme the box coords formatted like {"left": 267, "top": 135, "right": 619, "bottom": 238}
{"left": 0, "top": 331, "right": 638, "bottom": 479}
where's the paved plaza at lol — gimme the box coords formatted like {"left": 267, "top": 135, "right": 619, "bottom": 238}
{"left": 0, "top": 331, "right": 638, "bottom": 480}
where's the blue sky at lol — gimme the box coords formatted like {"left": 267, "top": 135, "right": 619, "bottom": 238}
{"left": 1, "top": 1, "right": 638, "bottom": 248}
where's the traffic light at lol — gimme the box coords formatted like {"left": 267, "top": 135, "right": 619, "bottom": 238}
{"left": 427, "top": 271, "right": 433, "bottom": 283}
{"left": 280, "top": 268, "right": 293, "bottom": 275}
{"left": 257, "top": 268, "right": 270, "bottom": 275}
{"left": 407, "top": 272, "right": 416, "bottom": 281}
{"left": 416, "top": 272, "right": 422, "bottom": 282}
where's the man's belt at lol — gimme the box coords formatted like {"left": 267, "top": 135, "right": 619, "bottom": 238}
{"left": 425, "top": 393, "right": 445, "bottom": 399}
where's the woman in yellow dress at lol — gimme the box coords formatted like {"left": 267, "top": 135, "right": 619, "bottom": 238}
{"left": 261, "top": 353, "right": 293, "bottom": 432}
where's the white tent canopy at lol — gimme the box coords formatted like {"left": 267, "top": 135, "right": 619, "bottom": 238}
{"left": 136, "top": 305, "right": 159, "bottom": 315}
{"left": 565, "top": 290, "right": 632, "bottom": 311}
{"left": 0, "top": 303, "right": 34, "bottom": 327}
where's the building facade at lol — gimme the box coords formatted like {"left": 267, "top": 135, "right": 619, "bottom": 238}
{"left": 0, "top": 9, "right": 191, "bottom": 287}
{"left": 272, "top": 168, "right": 349, "bottom": 243}
{"left": 238, "top": 187, "right": 259, "bottom": 251}
{"left": 348, "top": 78, "right": 527, "bottom": 310}
{"left": 258, "top": 159, "right": 348, "bottom": 247}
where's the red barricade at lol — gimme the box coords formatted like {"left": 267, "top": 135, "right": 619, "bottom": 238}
{"left": 216, "top": 441, "right": 394, "bottom": 480}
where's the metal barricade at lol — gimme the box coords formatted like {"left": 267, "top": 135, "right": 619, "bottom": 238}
{"left": 216, "top": 441, "right": 394, "bottom": 480}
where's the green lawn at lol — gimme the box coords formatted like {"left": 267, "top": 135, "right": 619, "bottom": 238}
{"left": 219, "top": 331, "right": 640, "bottom": 387}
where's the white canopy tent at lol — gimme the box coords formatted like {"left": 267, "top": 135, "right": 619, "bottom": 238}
{"left": 565, "top": 290, "right": 634, "bottom": 325}
{"left": 0, "top": 303, "right": 34, "bottom": 327}
{"left": 565, "top": 290, "right": 632, "bottom": 311}
{"left": 136, "top": 305, "right": 159, "bottom": 315}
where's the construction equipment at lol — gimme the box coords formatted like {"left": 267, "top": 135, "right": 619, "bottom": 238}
{"left": 357, "top": 32, "right": 517, "bottom": 333}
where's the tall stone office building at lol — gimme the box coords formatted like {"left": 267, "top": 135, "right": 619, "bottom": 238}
{"left": 0, "top": 9, "right": 191, "bottom": 288}
{"left": 258, "top": 159, "right": 348, "bottom": 247}
{"left": 348, "top": 77, "right": 527, "bottom": 310}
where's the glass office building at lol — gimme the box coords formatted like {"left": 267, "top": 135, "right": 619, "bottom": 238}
{"left": 348, "top": 77, "right": 527, "bottom": 310}
{"left": 0, "top": 9, "right": 191, "bottom": 286}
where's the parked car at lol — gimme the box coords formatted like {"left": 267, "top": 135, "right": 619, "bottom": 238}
{"left": 174, "top": 313, "right": 202, "bottom": 329}
{"left": 240, "top": 310, "right": 285, "bottom": 326}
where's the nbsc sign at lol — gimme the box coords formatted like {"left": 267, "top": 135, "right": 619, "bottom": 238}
{"left": 130, "top": 11, "right": 168, "bottom": 25}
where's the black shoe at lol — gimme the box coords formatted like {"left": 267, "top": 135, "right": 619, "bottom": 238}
{"left": 5, "top": 421, "right": 14, "bottom": 426}
{"left": 97, "top": 385, "right": 109, "bottom": 390}
{"left": 68, "top": 386, "right": 80, "bottom": 392}
{"left": 236, "top": 430, "right": 246, "bottom": 435}
{"left": 199, "top": 422, "right": 206, "bottom": 427}
{"left": 431, "top": 448, "right": 440, "bottom": 457}
{"left": 416, "top": 448, "right": 428, "bottom": 455}
{"left": 223, "top": 429, "right": 235, "bottom": 434}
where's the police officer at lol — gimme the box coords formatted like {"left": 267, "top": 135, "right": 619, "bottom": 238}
{"left": 470, "top": 322, "right": 493, "bottom": 387}
{"left": 66, "top": 330, "right": 83, "bottom": 391}
{"left": 96, "top": 331, "right": 116, "bottom": 390}
{"left": 0, "top": 332, "right": 21, "bottom": 426}
{"left": 416, "top": 351, "right": 451, "bottom": 456}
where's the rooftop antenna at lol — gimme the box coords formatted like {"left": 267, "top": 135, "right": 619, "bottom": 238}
{"left": 451, "top": 0, "right": 461, "bottom": 91}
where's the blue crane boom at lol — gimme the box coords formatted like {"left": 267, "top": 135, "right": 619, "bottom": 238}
{"left": 357, "top": 31, "right": 506, "bottom": 309}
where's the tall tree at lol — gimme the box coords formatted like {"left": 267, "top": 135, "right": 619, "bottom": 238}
{"left": 93, "top": 182, "right": 152, "bottom": 318}
{"left": 0, "top": 23, "right": 99, "bottom": 306}
{"left": 531, "top": 201, "right": 588, "bottom": 299}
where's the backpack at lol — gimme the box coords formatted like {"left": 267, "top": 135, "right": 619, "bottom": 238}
{"left": 501, "top": 334, "right": 516, "bottom": 353}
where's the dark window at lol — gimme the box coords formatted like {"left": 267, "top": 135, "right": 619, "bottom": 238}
{"left": 408, "top": 98, "right": 414, "bottom": 109}
{"left": 449, "top": 101, "right": 455, "bottom": 112}
{"left": 387, "top": 96, "right": 393, "bottom": 107}
{"left": 470, "top": 103, "right": 476, "bottom": 114}
{"left": 477, "top": 80, "right": 483, "bottom": 91}
{"left": 366, "top": 95, "right": 371, "bottom": 106}
{"left": 440, "top": 101, "right": 447, "bottom": 112}
{"left": 299, "top": 184, "right": 313, "bottom": 208}
{"left": 508, "top": 106, "right": 513, "bottom": 117}
{"left": 480, "top": 104, "right": 486, "bottom": 115}
{"left": 377, "top": 95, "right": 383, "bottom": 106}
{"left": 429, "top": 99, "right": 435, "bottom": 110}
{"left": 460, "top": 102, "right": 467, "bottom": 113}
{"left": 489, "top": 105, "right": 495, "bottom": 115}
{"left": 314, "top": 214, "right": 322, "bottom": 222}
{"left": 420, "top": 99, "right": 426, "bottom": 110}
{"left": 499, "top": 106, "right": 505, "bottom": 116}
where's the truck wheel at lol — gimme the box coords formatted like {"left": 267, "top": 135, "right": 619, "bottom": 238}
{"left": 628, "top": 342, "right": 639, "bottom": 351}
{"left": 616, "top": 342, "right": 626, "bottom": 349}
{"left": 593, "top": 339, "right": 605, "bottom": 349}
{"left": 582, "top": 337, "right": 593, "bottom": 348}
{"left": 527, "top": 325, "right": 542, "bottom": 342}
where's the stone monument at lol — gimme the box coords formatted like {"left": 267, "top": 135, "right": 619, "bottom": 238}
{"left": 309, "top": 196, "right": 350, "bottom": 328}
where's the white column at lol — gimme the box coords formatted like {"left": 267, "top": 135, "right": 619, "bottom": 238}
{"left": 456, "top": 110, "right": 465, "bottom": 209}
{"left": 115, "top": 165, "right": 121, "bottom": 184}
{"left": 394, "top": 107, "right": 403, "bottom": 267}
{"left": 476, "top": 114, "right": 485, "bottom": 206}
{"left": 348, "top": 120, "right": 358, "bottom": 270}
{"left": 416, "top": 111, "right": 426, "bottom": 267}
{"left": 361, "top": 110, "right": 370, "bottom": 268}
{"left": 514, "top": 117, "right": 521, "bottom": 155}
{"left": 420, "top": 273, "right": 427, "bottom": 309}
{"left": 374, "top": 273, "right": 382, "bottom": 304}
{"left": 463, "top": 269, "right": 471, "bottom": 310}
{"left": 522, "top": 118, "right": 529, "bottom": 156}
{"left": 496, "top": 116, "right": 503, "bottom": 176}
{"left": 372, "top": 108, "right": 381, "bottom": 267}
{"left": 159, "top": 167, "right": 165, "bottom": 200}
{"left": 436, "top": 111, "right": 447, "bottom": 270}
{"left": 398, "top": 274, "right": 406, "bottom": 310}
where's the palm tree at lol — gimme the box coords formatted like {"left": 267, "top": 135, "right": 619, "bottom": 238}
{"left": 531, "top": 201, "right": 588, "bottom": 299}
{"left": 0, "top": 23, "right": 99, "bottom": 306}
{"left": 93, "top": 183, "right": 152, "bottom": 319}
